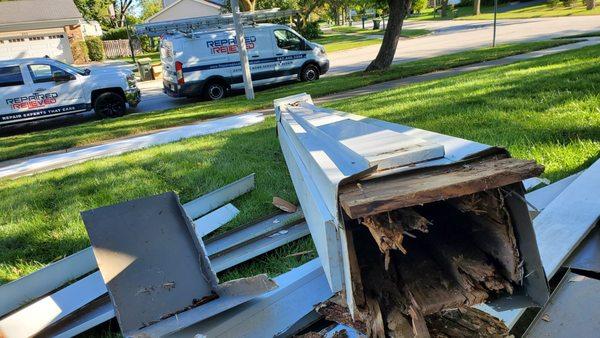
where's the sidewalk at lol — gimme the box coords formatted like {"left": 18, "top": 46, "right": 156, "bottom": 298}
{"left": 0, "top": 37, "right": 598, "bottom": 180}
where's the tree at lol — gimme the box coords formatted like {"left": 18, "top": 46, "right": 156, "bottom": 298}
{"left": 365, "top": 0, "right": 411, "bottom": 72}
{"left": 140, "top": 0, "right": 162, "bottom": 21}
{"left": 240, "top": 0, "right": 258, "bottom": 11}
{"left": 587, "top": 0, "right": 596, "bottom": 10}
{"left": 474, "top": 0, "right": 481, "bottom": 15}
{"left": 114, "top": 0, "right": 136, "bottom": 27}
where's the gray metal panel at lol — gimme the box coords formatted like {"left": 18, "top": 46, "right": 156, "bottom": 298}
{"left": 524, "top": 271, "right": 600, "bottom": 337}
{"left": 82, "top": 192, "right": 219, "bottom": 334}
{"left": 564, "top": 226, "right": 600, "bottom": 274}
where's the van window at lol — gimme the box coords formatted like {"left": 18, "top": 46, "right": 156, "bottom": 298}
{"left": 0, "top": 66, "right": 24, "bottom": 87}
{"left": 28, "top": 64, "right": 65, "bottom": 83}
{"left": 274, "top": 29, "right": 303, "bottom": 51}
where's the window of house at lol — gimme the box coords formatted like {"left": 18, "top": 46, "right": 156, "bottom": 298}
{"left": 0, "top": 66, "right": 24, "bottom": 87}
{"left": 273, "top": 29, "right": 303, "bottom": 51}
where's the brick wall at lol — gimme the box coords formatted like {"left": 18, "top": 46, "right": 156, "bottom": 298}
{"left": 64, "top": 24, "right": 87, "bottom": 64}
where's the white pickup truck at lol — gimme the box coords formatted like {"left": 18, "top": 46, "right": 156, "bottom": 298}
{"left": 0, "top": 57, "right": 140, "bottom": 125}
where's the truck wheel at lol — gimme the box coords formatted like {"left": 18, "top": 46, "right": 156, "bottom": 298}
{"left": 204, "top": 81, "right": 226, "bottom": 100}
{"left": 300, "top": 64, "right": 320, "bottom": 82}
{"left": 94, "top": 92, "right": 126, "bottom": 118}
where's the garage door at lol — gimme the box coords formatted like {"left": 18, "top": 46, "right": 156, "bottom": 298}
{"left": 0, "top": 33, "right": 73, "bottom": 63}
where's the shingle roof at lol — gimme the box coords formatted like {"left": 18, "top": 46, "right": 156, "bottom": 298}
{"left": 0, "top": 0, "right": 82, "bottom": 25}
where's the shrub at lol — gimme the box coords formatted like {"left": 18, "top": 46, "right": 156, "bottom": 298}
{"left": 561, "top": 0, "right": 577, "bottom": 6}
{"left": 412, "top": 0, "right": 428, "bottom": 13}
{"left": 72, "top": 40, "right": 89, "bottom": 64}
{"left": 102, "top": 27, "right": 129, "bottom": 40}
{"left": 86, "top": 37, "right": 105, "bottom": 61}
{"left": 298, "top": 21, "right": 322, "bottom": 40}
{"left": 547, "top": 0, "right": 561, "bottom": 6}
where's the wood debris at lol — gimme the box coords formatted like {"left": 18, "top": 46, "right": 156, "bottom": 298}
{"left": 273, "top": 196, "right": 298, "bottom": 213}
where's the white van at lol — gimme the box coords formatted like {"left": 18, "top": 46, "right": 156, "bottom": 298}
{"left": 160, "top": 24, "right": 329, "bottom": 100}
{"left": 0, "top": 58, "right": 140, "bottom": 126}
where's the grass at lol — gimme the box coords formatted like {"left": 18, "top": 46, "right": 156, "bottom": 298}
{"left": 558, "top": 30, "right": 600, "bottom": 38}
{"left": 116, "top": 51, "right": 161, "bottom": 65}
{"left": 0, "top": 40, "right": 573, "bottom": 163}
{"left": 409, "top": 3, "right": 600, "bottom": 20}
{"left": 330, "top": 26, "right": 431, "bottom": 38}
{"left": 313, "top": 33, "right": 382, "bottom": 53}
{"left": 0, "top": 42, "right": 598, "bottom": 285}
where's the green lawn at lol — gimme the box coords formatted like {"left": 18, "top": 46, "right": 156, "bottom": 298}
{"left": 0, "top": 42, "right": 598, "bottom": 285}
{"left": 409, "top": 2, "right": 600, "bottom": 20}
{"left": 330, "top": 26, "right": 431, "bottom": 38}
{"left": 559, "top": 30, "right": 600, "bottom": 39}
{"left": 0, "top": 40, "right": 572, "bottom": 163}
{"left": 116, "top": 51, "right": 161, "bottom": 65}
{"left": 313, "top": 33, "right": 382, "bottom": 53}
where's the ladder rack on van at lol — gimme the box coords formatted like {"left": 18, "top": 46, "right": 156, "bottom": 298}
{"left": 135, "top": 8, "right": 299, "bottom": 37}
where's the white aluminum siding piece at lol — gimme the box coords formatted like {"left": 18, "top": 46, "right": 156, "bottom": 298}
{"left": 194, "top": 203, "right": 239, "bottom": 238}
{"left": 0, "top": 272, "right": 105, "bottom": 338}
{"left": 0, "top": 113, "right": 265, "bottom": 180}
{"left": 183, "top": 173, "right": 255, "bottom": 220}
{"left": 168, "top": 259, "right": 333, "bottom": 338}
{"left": 525, "top": 172, "right": 581, "bottom": 212}
{"left": 0, "top": 247, "right": 96, "bottom": 318}
{"left": 209, "top": 222, "right": 310, "bottom": 272}
{"left": 479, "top": 159, "right": 600, "bottom": 327}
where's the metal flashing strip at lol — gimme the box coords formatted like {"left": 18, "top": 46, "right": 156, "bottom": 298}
{"left": 0, "top": 246, "right": 96, "bottom": 318}
{"left": 168, "top": 259, "right": 333, "bottom": 338}
{"left": 194, "top": 203, "right": 239, "bottom": 238}
{"left": 523, "top": 271, "right": 600, "bottom": 337}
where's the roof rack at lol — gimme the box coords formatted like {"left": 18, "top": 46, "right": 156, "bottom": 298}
{"left": 135, "top": 8, "right": 298, "bottom": 37}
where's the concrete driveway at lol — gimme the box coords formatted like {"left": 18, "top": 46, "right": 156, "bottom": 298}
{"left": 2, "top": 15, "right": 599, "bottom": 134}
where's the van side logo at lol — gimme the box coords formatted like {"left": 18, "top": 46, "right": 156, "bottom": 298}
{"left": 206, "top": 36, "right": 256, "bottom": 54}
{"left": 6, "top": 93, "right": 58, "bottom": 110}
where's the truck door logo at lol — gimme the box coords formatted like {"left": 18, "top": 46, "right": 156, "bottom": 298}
{"left": 207, "top": 36, "right": 256, "bottom": 55}
{"left": 6, "top": 93, "right": 58, "bottom": 110}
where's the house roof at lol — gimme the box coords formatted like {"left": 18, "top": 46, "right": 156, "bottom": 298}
{"left": 148, "top": 0, "right": 222, "bottom": 23}
{"left": 0, "top": 0, "right": 82, "bottom": 32}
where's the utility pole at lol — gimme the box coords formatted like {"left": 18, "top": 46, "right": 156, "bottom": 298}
{"left": 231, "top": 0, "right": 255, "bottom": 100}
{"left": 492, "top": 0, "right": 498, "bottom": 47}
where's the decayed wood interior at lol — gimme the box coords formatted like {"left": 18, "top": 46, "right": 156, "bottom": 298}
{"left": 343, "top": 187, "right": 523, "bottom": 337}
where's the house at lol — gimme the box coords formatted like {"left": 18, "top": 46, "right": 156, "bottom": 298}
{"left": 82, "top": 21, "right": 104, "bottom": 38}
{"left": 0, "top": 0, "right": 85, "bottom": 64}
{"left": 147, "top": 0, "right": 224, "bottom": 23}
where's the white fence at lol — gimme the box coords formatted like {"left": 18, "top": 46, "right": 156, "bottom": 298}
{"left": 102, "top": 39, "right": 142, "bottom": 58}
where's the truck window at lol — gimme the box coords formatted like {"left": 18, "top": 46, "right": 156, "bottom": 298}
{"left": 28, "top": 64, "right": 64, "bottom": 83}
{"left": 0, "top": 66, "right": 24, "bottom": 87}
{"left": 274, "top": 29, "right": 303, "bottom": 51}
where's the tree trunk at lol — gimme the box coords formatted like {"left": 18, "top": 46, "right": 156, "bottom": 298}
{"left": 365, "top": 0, "right": 411, "bottom": 72}
{"left": 474, "top": 0, "right": 481, "bottom": 15}
{"left": 587, "top": 0, "right": 596, "bottom": 10}
{"left": 441, "top": 0, "right": 449, "bottom": 17}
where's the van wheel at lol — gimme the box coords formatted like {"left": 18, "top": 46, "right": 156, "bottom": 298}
{"left": 94, "top": 92, "right": 126, "bottom": 118}
{"left": 204, "top": 81, "right": 227, "bottom": 100}
{"left": 300, "top": 64, "right": 320, "bottom": 82}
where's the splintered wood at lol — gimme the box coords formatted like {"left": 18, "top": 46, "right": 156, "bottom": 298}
{"left": 336, "top": 156, "right": 542, "bottom": 337}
